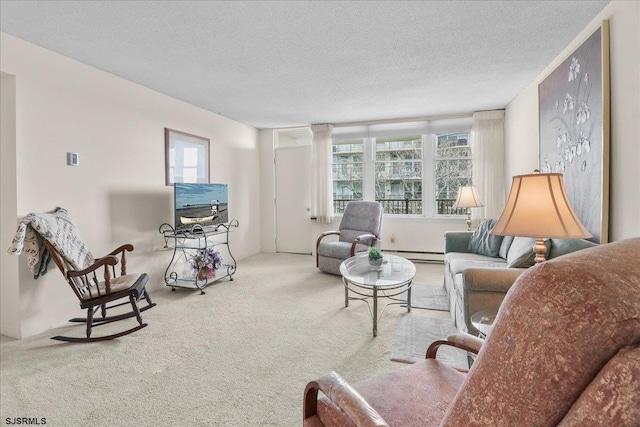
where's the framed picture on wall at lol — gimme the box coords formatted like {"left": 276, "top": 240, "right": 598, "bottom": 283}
{"left": 165, "top": 128, "right": 210, "bottom": 186}
{"left": 538, "top": 20, "right": 610, "bottom": 243}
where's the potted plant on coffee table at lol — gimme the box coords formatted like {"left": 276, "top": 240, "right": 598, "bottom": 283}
{"left": 368, "top": 246, "right": 383, "bottom": 267}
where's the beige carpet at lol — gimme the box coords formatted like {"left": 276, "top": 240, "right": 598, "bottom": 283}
{"left": 0, "top": 254, "right": 447, "bottom": 427}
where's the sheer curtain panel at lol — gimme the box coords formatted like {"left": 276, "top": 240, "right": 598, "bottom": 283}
{"left": 470, "top": 110, "right": 506, "bottom": 223}
{"left": 311, "top": 124, "right": 334, "bottom": 223}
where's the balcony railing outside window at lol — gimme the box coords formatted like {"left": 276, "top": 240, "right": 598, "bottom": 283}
{"left": 334, "top": 198, "right": 466, "bottom": 215}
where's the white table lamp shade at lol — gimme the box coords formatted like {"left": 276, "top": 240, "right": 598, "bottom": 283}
{"left": 452, "top": 186, "right": 484, "bottom": 209}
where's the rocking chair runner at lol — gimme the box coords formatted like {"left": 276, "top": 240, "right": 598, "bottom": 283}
{"left": 44, "top": 240, "right": 156, "bottom": 343}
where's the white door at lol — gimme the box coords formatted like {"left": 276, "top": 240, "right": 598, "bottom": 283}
{"left": 275, "top": 146, "right": 312, "bottom": 254}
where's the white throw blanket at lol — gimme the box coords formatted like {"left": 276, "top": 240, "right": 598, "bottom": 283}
{"left": 6, "top": 207, "right": 94, "bottom": 278}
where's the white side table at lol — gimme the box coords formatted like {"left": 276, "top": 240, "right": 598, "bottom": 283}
{"left": 471, "top": 308, "right": 498, "bottom": 339}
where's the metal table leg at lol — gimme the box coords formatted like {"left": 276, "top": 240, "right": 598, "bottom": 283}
{"left": 343, "top": 277, "right": 349, "bottom": 307}
{"left": 373, "top": 286, "right": 378, "bottom": 337}
{"left": 342, "top": 275, "right": 413, "bottom": 337}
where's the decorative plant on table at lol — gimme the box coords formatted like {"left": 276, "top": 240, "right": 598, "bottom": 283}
{"left": 368, "top": 246, "right": 383, "bottom": 267}
{"left": 191, "top": 248, "right": 223, "bottom": 280}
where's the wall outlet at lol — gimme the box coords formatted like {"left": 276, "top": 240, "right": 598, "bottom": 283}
{"left": 390, "top": 234, "right": 396, "bottom": 243}
{"left": 67, "top": 152, "right": 79, "bottom": 166}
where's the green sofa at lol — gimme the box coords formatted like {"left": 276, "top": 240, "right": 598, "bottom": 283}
{"left": 444, "top": 225, "right": 597, "bottom": 335}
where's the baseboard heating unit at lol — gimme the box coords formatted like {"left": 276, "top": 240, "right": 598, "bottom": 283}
{"left": 381, "top": 250, "right": 444, "bottom": 263}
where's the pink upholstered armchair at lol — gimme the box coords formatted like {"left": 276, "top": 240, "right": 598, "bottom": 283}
{"left": 303, "top": 238, "right": 640, "bottom": 426}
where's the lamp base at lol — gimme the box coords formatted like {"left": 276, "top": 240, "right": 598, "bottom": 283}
{"left": 466, "top": 208, "right": 472, "bottom": 231}
{"left": 534, "top": 238, "right": 547, "bottom": 263}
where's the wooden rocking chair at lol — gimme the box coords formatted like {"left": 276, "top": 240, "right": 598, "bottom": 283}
{"left": 45, "top": 239, "right": 156, "bottom": 342}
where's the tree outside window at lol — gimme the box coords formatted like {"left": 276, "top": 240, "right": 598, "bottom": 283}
{"left": 435, "top": 133, "right": 472, "bottom": 215}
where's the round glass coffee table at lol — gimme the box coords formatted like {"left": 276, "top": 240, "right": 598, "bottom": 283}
{"left": 340, "top": 253, "right": 416, "bottom": 337}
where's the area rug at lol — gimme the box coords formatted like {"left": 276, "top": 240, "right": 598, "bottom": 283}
{"left": 403, "top": 283, "right": 449, "bottom": 311}
{"left": 390, "top": 313, "right": 469, "bottom": 370}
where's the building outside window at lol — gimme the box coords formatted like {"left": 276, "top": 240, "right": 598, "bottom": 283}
{"left": 331, "top": 132, "right": 471, "bottom": 216}
{"left": 374, "top": 136, "right": 423, "bottom": 215}
{"left": 332, "top": 139, "right": 363, "bottom": 213}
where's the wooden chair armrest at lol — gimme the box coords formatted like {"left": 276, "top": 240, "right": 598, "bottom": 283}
{"left": 317, "top": 231, "right": 340, "bottom": 246}
{"left": 105, "top": 244, "right": 134, "bottom": 257}
{"left": 95, "top": 244, "right": 135, "bottom": 276}
{"left": 425, "top": 332, "right": 483, "bottom": 359}
{"left": 66, "top": 255, "right": 118, "bottom": 278}
{"left": 350, "top": 234, "right": 379, "bottom": 256}
{"left": 304, "top": 371, "right": 389, "bottom": 427}
{"left": 316, "top": 231, "right": 341, "bottom": 267}
{"left": 446, "top": 332, "right": 484, "bottom": 353}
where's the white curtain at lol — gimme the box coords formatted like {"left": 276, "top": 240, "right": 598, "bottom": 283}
{"left": 470, "top": 110, "right": 506, "bottom": 223}
{"left": 311, "top": 124, "right": 334, "bottom": 223}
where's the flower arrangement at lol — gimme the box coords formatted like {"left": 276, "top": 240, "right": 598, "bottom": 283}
{"left": 191, "top": 248, "right": 223, "bottom": 280}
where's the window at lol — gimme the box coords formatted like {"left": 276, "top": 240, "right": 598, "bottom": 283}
{"left": 274, "top": 128, "right": 312, "bottom": 147}
{"left": 331, "top": 131, "right": 471, "bottom": 216}
{"left": 374, "top": 136, "right": 423, "bottom": 215}
{"left": 435, "top": 133, "right": 472, "bottom": 215}
{"left": 332, "top": 139, "right": 364, "bottom": 213}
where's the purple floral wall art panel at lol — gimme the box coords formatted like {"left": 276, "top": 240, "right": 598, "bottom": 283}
{"left": 538, "top": 21, "right": 610, "bottom": 243}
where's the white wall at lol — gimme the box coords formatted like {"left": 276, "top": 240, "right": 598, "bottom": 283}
{"left": 0, "top": 33, "right": 261, "bottom": 338}
{"left": 505, "top": 1, "right": 640, "bottom": 241}
{"left": 1, "top": 73, "right": 21, "bottom": 338}
{"left": 311, "top": 217, "right": 463, "bottom": 256}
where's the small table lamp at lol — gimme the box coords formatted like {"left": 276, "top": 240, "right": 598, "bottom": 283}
{"left": 452, "top": 185, "right": 484, "bottom": 231}
{"left": 491, "top": 172, "right": 591, "bottom": 263}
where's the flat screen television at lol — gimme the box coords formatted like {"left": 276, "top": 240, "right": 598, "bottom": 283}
{"left": 174, "top": 183, "right": 228, "bottom": 233}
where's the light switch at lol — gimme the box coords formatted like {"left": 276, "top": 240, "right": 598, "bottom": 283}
{"left": 67, "top": 152, "right": 79, "bottom": 166}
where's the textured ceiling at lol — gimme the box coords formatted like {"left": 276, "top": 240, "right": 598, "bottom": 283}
{"left": 0, "top": 1, "right": 609, "bottom": 129}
